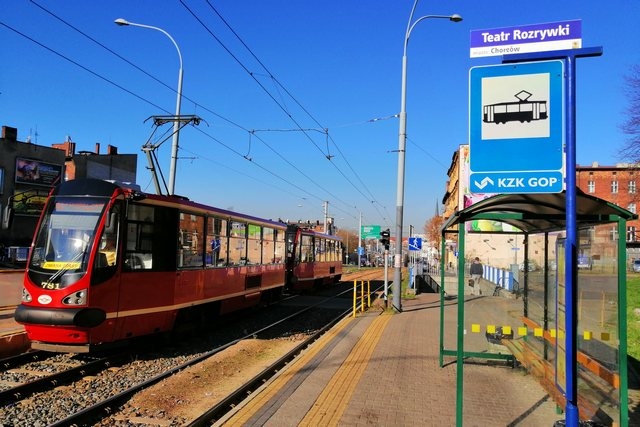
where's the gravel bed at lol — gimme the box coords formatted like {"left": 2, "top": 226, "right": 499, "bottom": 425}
{"left": 0, "top": 299, "right": 348, "bottom": 426}
{"left": 0, "top": 348, "right": 206, "bottom": 426}
{"left": 0, "top": 353, "right": 88, "bottom": 392}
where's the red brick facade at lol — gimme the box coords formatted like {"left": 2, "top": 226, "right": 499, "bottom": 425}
{"left": 576, "top": 163, "right": 640, "bottom": 243}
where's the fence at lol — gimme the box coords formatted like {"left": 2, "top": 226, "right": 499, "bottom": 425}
{"left": 482, "top": 264, "right": 518, "bottom": 292}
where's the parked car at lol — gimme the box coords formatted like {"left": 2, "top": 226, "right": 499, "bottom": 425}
{"left": 633, "top": 259, "right": 640, "bottom": 273}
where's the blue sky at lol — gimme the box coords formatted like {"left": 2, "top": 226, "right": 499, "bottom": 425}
{"left": 2, "top": 1, "right": 639, "bottom": 233}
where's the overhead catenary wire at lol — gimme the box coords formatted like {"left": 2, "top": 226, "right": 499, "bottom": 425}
{"left": 0, "top": 21, "right": 168, "bottom": 114}
{"left": 7, "top": 2, "right": 388, "bottom": 226}
{"left": 180, "top": 0, "right": 384, "bottom": 221}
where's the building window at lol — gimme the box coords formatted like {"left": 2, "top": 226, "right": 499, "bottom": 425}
{"left": 588, "top": 180, "right": 595, "bottom": 193}
{"left": 611, "top": 180, "right": 618, "bottom": 194}
{"left": 629, "top": 203, "right": 637, "bottom": 214}
{"left": 630, "top": 181, "right": 637, "bottom": 194}
{"left": 610, "top": 227, "right": 619, "bottom": 241}
{"left": 628, "top": 226, "right": 637, "bottom": 242}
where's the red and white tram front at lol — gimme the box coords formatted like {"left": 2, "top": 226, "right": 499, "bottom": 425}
{"left": 14, "top": 179, "right": 123, "bottom": 351}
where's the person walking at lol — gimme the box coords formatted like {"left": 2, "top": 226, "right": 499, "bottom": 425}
{"left": 470, "top": 257, "right": 484, "bottom": 296}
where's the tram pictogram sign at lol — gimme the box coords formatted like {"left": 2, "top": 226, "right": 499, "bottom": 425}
{"left": 469, "top": 60, "right": 565, "bottom": 194}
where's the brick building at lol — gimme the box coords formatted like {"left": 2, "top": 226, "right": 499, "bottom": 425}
{"left": 441, "top": 146, "right": 467, "bottom": 269}
{"left": 576, "top": 162, "right": 640, "bottom": 244}
{"left": 441, "top": 151, "right": 640, "bottom": 269}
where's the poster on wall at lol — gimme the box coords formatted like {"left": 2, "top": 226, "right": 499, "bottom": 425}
{"left": 12, "top": 189, "right": 50, "bottom": 216}
{"left": 15, "top": 158, "right": 63, "bottom": 186}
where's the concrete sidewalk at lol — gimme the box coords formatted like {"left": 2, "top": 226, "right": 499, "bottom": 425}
{"left": 220, "top": 292, "right": 561, "bottom": 426}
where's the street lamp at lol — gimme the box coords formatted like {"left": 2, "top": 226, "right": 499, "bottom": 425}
{"left": 392, "top": 2, "right": 462, "bottom": 312}
{"left": 114, "top": 18, "right": 183, "bottom": 196}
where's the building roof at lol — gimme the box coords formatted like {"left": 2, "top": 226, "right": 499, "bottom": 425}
{"left": 442, "top": 189, "right": 637, "bottom": 235}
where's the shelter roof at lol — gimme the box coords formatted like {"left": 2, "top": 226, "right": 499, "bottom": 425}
{"left": 442, "top": 190, "right": 636, "bottom": 234}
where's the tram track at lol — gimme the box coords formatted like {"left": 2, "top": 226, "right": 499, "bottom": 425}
{"left": 0, "top": 276, "right": 382, "bottom": 426}
{"left": 0, "top": 351, "right": 126, "bottom": 407}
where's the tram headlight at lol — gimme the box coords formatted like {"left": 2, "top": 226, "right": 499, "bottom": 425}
{"left": 21, "top": 288, "right": 32, "bottom": 303}
{"left": 62, "top": 289, "right": 87, "bottom": 306}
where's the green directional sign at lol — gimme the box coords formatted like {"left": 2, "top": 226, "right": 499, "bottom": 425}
{"left": 361, "top": 225, "right": 381, "bottom": 240}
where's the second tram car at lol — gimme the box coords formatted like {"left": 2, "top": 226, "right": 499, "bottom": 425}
{"left": 285, "top": 224, "right": 343, "bottom": 292}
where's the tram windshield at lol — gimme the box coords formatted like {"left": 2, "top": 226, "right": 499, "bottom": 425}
{"left": 28, "top": 196, "right": 106, "bottom": 284}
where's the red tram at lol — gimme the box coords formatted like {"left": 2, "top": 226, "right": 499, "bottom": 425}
{"left": 14, "top": 179, "right": 342, "bottom": 352}
{"left": 284, "top": 224, "right": 343, "bottom": 292}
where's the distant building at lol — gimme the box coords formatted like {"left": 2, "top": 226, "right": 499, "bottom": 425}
{"left": 441, "top": 150, "right": 640, "bottom": 269}
{"left": 576, "top": 162, "right": 640, "bottom": 244}
{"left": 441, "top": 146, "right": 465, "bottom": 269}
{"left": 576, "top": 162, "right": 640, "bottom": 267}
{"left": 0, "top": 125, "right": 137, "bottom": 257}
{"left": 52, "top": 140, "right": 136, "bottom": 183}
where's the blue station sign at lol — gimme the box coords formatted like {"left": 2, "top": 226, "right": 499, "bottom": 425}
{"left": 469, "top": 60, "right": 565, "bottom": 194}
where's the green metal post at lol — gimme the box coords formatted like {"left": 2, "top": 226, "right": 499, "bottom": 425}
{"left": 439, "top": 232, "right": 447, "bottom": 367}
{"left": 456, "top": 223, "right": 465, "bottom": 426}
{"left": 618, "top": 218, "right": 629, "bottom": 427}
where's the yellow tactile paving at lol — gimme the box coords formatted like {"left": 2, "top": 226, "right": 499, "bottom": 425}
{"left": 299, "top": 313, "right": 392, "bottom": 426}
{"left": 223, "top": 315, "right": 356, "bottom": 426}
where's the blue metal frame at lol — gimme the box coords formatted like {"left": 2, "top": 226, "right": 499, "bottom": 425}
{"left": 504, "top": 47, "right": 605, "bottom": 427}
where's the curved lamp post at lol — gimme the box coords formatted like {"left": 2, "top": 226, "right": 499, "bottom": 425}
{"left": 392, "top": 5, "right": 462, "bottom": 312}
{"left": 115, "top": 18, "right": 183, "bottom": 196}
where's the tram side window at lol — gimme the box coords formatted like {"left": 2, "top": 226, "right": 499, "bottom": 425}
{"left": 92, "top": 202, "right": 122, "bottom": 285}
{"left": 124, "top": 203, "right": 177, "bottom": 271}
{"left": 315, "top": 238, "right": 325, "bottom": 262}
{"left": 229, "top": 221, "right": 247, "bottom": 265}
{"left": 95, "top": 203, "right": 121, "bottom": 269}
{"left": 274, "top": 229, "right": 284, "bottom": 264}
{"left": 206, "top": 217, "right": 228, "bottom": 267}
{"left": 322, "top": 239, "right": 328, "bottom": 261}
{"left": 125, "top": 204, "right": 154, "bottom": 270}
{"left": 245, "top": 224, "right": 261, "bottom": 265}
{"left": 178, "top": 213, "right": 204, "bottom": 268}
{"left": 300, "top": 234, "right": 314, "bottom": 263}
{"left": 262, "top": 227, "right": 275, "bottom": 264}
{"left": 327, "top": 240, "right": 334, "bottom": 262}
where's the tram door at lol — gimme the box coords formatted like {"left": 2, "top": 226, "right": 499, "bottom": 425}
{"left": 91, "top": 201, "right": 123, "bottom": 343}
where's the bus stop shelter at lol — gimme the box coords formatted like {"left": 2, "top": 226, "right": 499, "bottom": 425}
{"left": 438, "top": 190, "right": 636, "bottom": 426}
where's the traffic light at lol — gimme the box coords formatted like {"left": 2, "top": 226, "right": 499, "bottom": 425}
{"left": 380, "top": 229, "right": 391, "bottom": 250}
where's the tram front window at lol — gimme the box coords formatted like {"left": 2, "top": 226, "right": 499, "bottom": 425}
{"left": 29, "top": 197, "right": 106, "bottom": 288}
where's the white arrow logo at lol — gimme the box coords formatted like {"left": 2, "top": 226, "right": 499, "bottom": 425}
{"left": 474, "top": 176, "right": 494, "bottom": 190}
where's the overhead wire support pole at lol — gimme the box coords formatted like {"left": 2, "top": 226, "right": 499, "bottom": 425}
{"left": 503, "top": 46, "right": 605, "bottom": 427}
{"left": 141, "top": 115, "right": 202, "bottom": 195}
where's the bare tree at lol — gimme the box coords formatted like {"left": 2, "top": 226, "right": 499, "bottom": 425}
{"left": 619, "top": 64, "right": 640, "bottom": 162}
